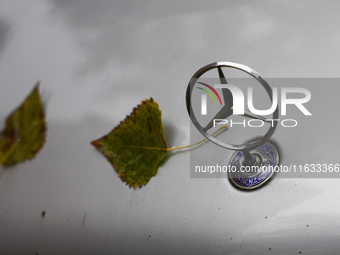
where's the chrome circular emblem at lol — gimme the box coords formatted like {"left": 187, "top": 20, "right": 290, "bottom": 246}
{"left": 228, "top": 141, "right": 279, "bottom": 190}
{"left": 186, "top": 61, "right": 280, "bottom": 190}
{"left": 186, "top": 61, "right": 279, "bottom": 151}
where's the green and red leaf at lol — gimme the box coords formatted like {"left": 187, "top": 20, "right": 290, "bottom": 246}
{"left": 91, "top": 98, "right": 168, "bottom": 189}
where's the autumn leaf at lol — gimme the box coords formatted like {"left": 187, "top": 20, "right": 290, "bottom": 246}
{"left": 91, "top": 98, "right": 228, "bottom": 189}
{"left": 0, "top": 83, "right": 46, "bottom": 167}
{"left": 91, "top": 98, "right": 167, "bottom": 189}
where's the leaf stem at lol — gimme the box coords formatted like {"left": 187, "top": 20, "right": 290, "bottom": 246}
{"left": 167, "top": 125, "right": 228, "bottom": 151}
{"left": 102, "top": 125, "right": 228, "bottom": 152}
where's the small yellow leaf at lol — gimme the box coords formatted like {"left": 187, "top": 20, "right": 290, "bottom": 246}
{"left": 0, "top": 83, "right": 46, "bottom": 166}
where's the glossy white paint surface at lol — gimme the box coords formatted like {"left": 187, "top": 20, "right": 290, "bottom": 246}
{"left": 0, "top": 1, "right": 339, "bottom": 254}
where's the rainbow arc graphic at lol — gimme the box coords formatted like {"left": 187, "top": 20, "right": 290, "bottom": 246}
{"left": 196, "top": 82, "right": 222, "bottom": 115}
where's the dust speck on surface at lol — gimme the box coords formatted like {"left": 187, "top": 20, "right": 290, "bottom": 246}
{"left": 306, "top": 225, "right": 309, "bottom": 227}
{"left": 41, "top": 211, "right": 46, "bottom": 218}
{"left": 265, "top": 216, "right": 267, "bottom": 219}
{"left": 230, "top": 238, "right": 232, "bottom": 240}
{"left": 269, "top": 248, "right": 271, "bottom": 250}
{"left": 299, "top": 252, "right": 302, "bottom": 254}
{"left": 82, "top": 213, "right": 87, "bottom": 227}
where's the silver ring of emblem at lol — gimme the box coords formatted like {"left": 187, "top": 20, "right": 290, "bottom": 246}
{"left": 186, "top": 61, "right": 279, "bottom": 151}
